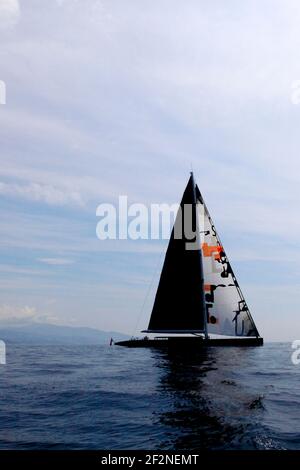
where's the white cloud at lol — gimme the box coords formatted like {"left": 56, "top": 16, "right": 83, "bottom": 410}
{"left": 0, "top": 304, "right": 36, "bottom": 322}
{"left": 0, "top": 304, "right": 61, "bottom": 324}
{"left": 0, "top": 304, "right": 61, "bottom": 325}
{"left": 0, "top": 0, "right": 20, "bottom": 30}
{"left": 0, "top": 181, "right": 84, "bottom": 207}
{"left": 38, "top": 258, "right": 74, "bottom": 265}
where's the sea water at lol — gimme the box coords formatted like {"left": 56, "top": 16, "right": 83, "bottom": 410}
{"left": 0, "top": 343, "right": 299, "bottom": 450}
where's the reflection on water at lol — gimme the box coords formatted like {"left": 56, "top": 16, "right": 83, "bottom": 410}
{"left": 150, "top": 347, "right": 281, "bottom": 450}
{"left": 154, "top": 348, "right": 224, "bottom": 450}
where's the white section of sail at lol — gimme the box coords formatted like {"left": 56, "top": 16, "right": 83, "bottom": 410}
{"left": 197, "top": 193, "right": 259, "bottom": 338}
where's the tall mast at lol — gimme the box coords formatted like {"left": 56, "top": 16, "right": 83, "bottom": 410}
{"left": 190, "top": 172, "right": 208, "bottom": 339}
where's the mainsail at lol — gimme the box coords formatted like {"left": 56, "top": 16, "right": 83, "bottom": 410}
{"left": 144, "top": 174, "right": 260, "bottom": 338}
{"left": 196, "top": 185, "right": 259, "bottom": 337}
{"left": 145, "top": 174, "right": 206, "bottom": 333}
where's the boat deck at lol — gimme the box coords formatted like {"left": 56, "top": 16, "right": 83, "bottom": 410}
{"left": 115, "top": 336, "right": 263, "bottom": 348}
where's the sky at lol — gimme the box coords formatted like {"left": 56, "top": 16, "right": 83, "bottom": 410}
{"left": 0, "top": 0, "right": 300, "bottom": 341}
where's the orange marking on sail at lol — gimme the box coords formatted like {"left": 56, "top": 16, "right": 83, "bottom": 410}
{"left": 202, "top": 243, "right": 223, "bottom": 260}
{"left": 204, "top": 284, "right": 211, "bottom": 291}
{"left": 208, "top": 315, "right": 219, "bottom": 325}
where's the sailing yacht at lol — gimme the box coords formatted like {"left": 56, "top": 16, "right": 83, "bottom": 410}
{"left": 116, "top": 173, "right": 263, "bottom": 347}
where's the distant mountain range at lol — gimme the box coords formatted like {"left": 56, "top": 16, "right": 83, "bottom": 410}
{"left": 0, "top": 323, "right": 130, "bottom": 345}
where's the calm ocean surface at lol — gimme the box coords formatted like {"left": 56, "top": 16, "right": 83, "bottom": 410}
{"left": 0, "top": 343, "right": 299, "bottom": 450}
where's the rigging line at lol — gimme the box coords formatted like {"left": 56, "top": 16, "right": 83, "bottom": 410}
{"left": 131, "top": 243, "right": 166, "bottom": 337}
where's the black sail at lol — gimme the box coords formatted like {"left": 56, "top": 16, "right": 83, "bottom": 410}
{"left": 145, "top": 174, "right": 206, "bottom": 333}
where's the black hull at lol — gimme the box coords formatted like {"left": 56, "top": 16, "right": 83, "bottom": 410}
{"left": 115, "top": 336, "right": 263, "bottom": 348}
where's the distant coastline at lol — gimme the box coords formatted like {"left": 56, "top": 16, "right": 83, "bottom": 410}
{"left": 0, "top": 323, "right": 129, "bottom": 345}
